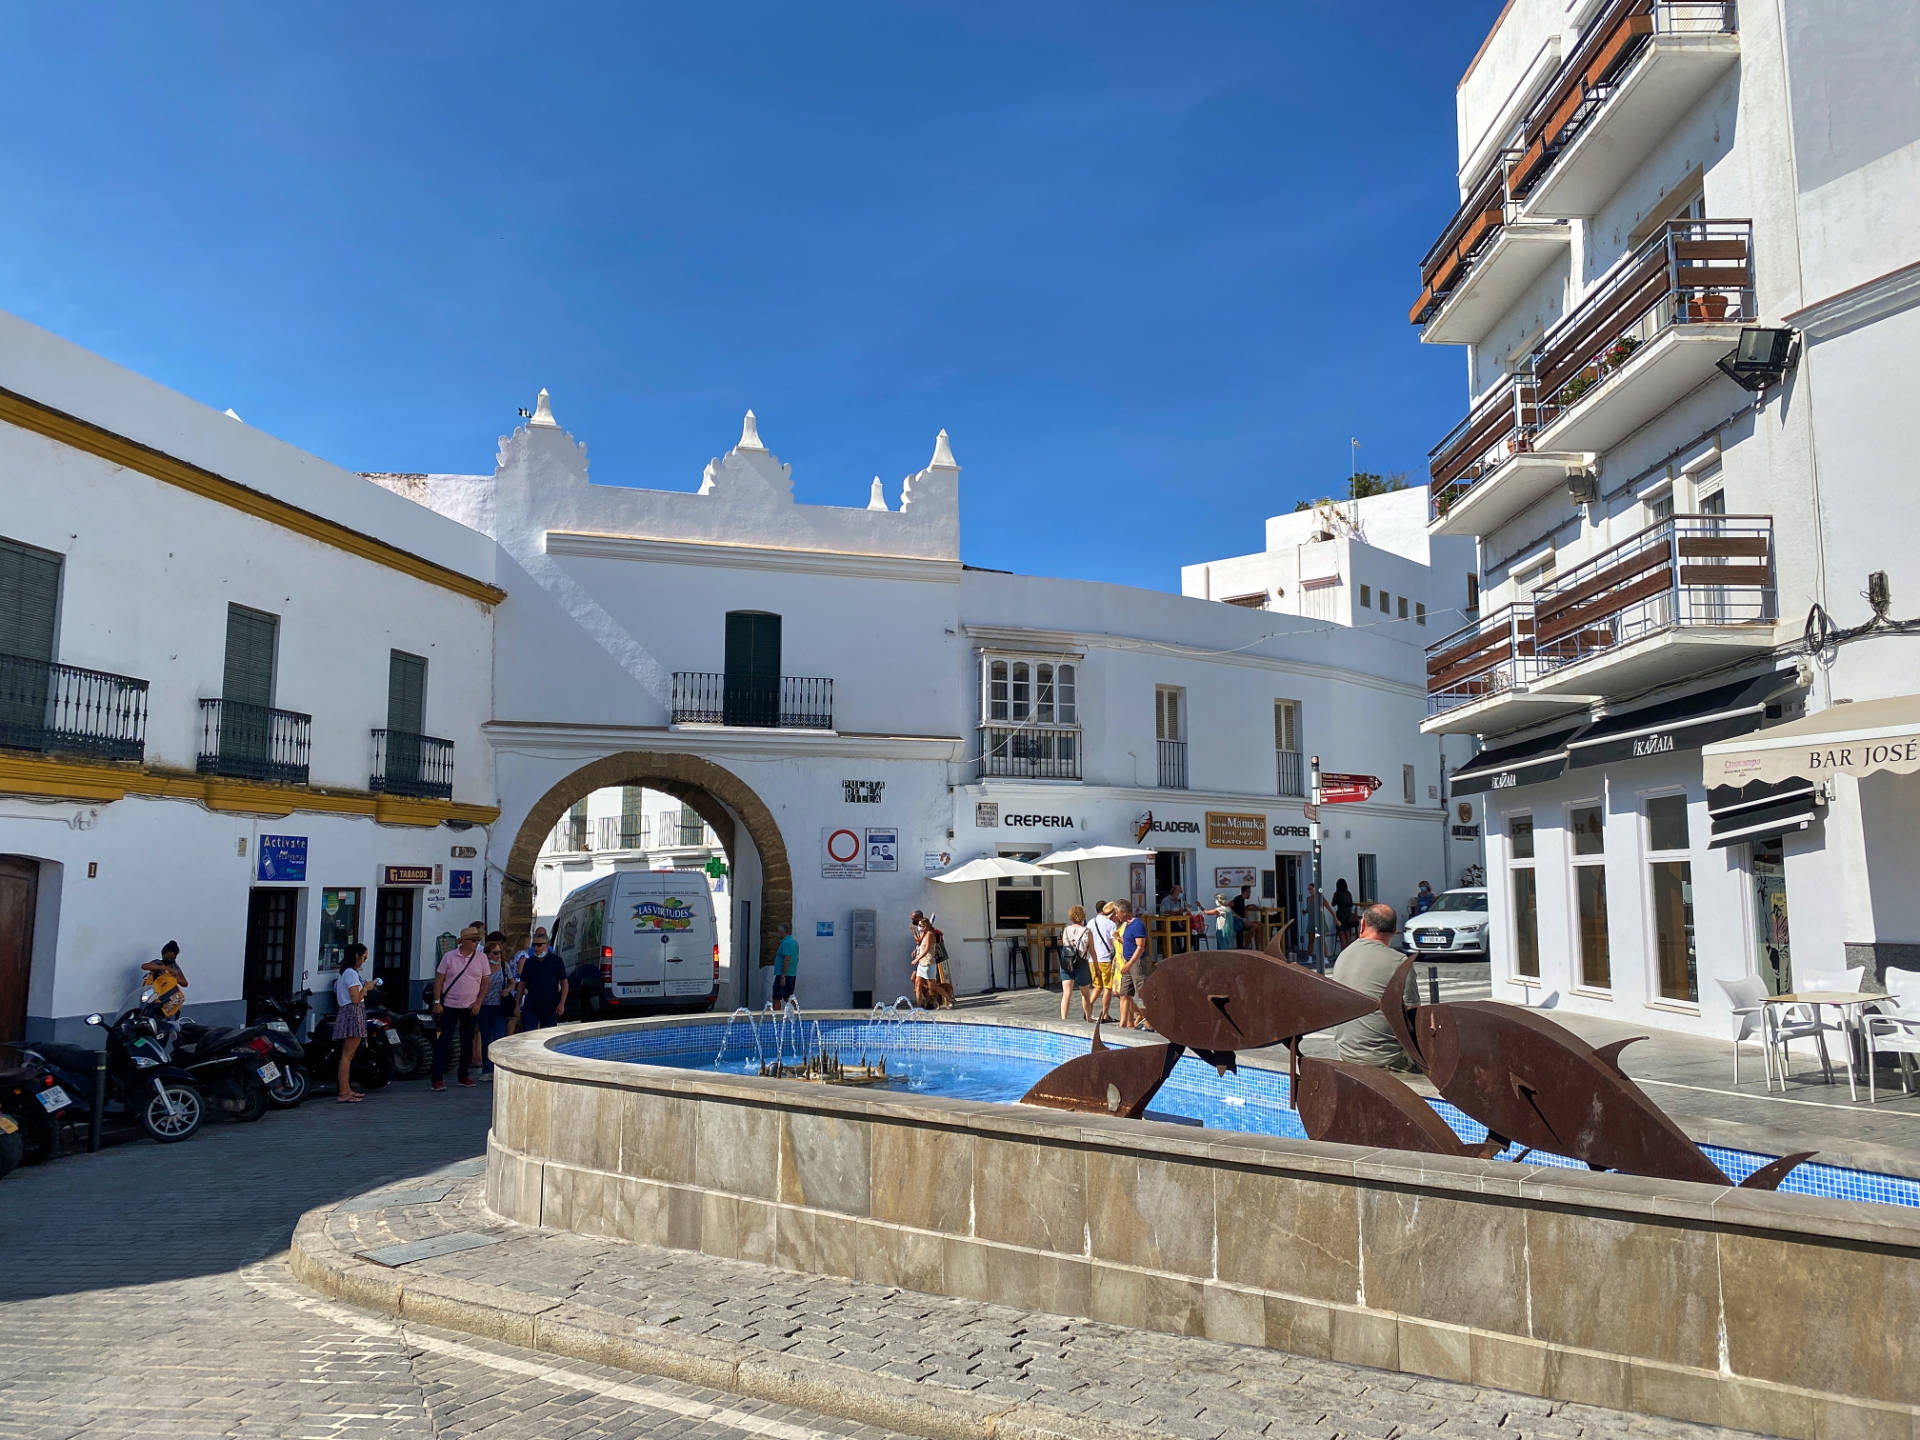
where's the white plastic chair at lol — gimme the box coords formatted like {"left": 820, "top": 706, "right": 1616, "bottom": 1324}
{"left": 1771, "top": 966, "right": 1867, "bottom": 1086}
{"left": 1865, "top": 970, "right": 1920, "bottom": 1103}
{"left": 1716, "top": 976, "right": 1772, "bottom": 1086}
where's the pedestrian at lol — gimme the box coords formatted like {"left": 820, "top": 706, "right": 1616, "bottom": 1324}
{"left": 1208, "top": 892, "right": 1237, "bottom": 951}
{"left": 141, "top": 940, "right": 189, "bottom": 990}
{"left": 1330, "top": 903, "right": 1415, "bottom": 1068}
{"left": 332, "top": 942, "right": 369, "bottom": 1104}
{"left": 1160, "top": 884, "right": 1186, "bottom": 915}
{"left": 1411, "top": 881, "right": 1436, "bottom": 915}
{"left": 1333, "top": 879, "right": 1358, "bottom": 947}
{"left": 430, "top": 924, "right": 489, "bottom": 1091}
{"left": 1113, "top": 899, "right": 1152, "bottom": 1031}
{"left": 517, "top": 927, "right": 570, "bottom": 1032}
{"left": 771, "top": 922, "right": 800, "bottom": 1007}
{"left": 909, "top": 911, "right": 938, "bottom": 1009}
{"left": 1088, "top": 900, "right": 1119, "bottom": 1023}
{"left": 477, "top": 932, "right": 513, "bottom": 1078}
{"left": 1058, "top": 905, "right": 1094, "bottom": 1021}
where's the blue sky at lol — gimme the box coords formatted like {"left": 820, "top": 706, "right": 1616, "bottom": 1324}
{"left": 3, "top": 2, "right": 1499, "bottom": 586}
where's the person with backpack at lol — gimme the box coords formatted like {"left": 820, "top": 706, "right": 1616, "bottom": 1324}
{"left": 1087, "top": 901, "right": 1119, "bottom": 1023}
{"left": 909, "top": 911, "right": 939, "bottom": 1008}
{"left": 1058, "top": 905, "right": 1094, "bottom": 1021}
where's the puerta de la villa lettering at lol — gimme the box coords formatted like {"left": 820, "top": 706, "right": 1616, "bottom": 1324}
{"left": 842, "top": 779, "right": 886, "bottom": 803}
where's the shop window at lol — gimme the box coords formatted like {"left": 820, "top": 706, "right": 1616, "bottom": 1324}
{"left": 1570, "top": 803, "right": 1609, "bottom": 989}
{"left": 318, "top": 888, "right": 362, "bottom": 973}
{"left": 1510, "top": 814, "right": 1539, "bottom": 979}
{"left": 1646, "top": 794, "right": 1696, "bottom": 1003}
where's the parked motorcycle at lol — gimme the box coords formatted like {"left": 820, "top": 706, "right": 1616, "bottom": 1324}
{"left": 28, "top": 983, "right": 207, "bottom": 1143}
{"left": 0, "top": 1043, "right": 75, "bottom": 1164}
{"left": 0, "top": 1112, "right": 22, "bottom": 1181}
{"left": 299, "top": 987, "right": 398, "bottom": 1092}
{"left": 363, "top": 979, "right": 430, "bottom": 1080}
{"left": 249, "top": 991, "right": 316, "bottom": 1106}
{"left": 178, "top": 1012, "right": 308, "bottom": 1109}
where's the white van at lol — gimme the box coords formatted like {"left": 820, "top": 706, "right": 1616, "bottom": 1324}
{"left": 551, "top": 870, "right": 720, "bottom": 1014}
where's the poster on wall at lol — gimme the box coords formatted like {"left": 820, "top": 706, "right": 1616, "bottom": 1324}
{"left": 257, "top": 835, "right": 307, "bottom": 882}
{"left": 822, "top": 827, "right": 865, "bottom": 879}
{"left": 1214, "top": 865, "right": 1257, "bottom": 890}
{"left": 924, "top": 851, "right": 951, "bottom": 873}
{"left": 865, "top": 828, "right": 899, "bottom": 871}
{"left": 449, "top": 870, "right": 473, "bottom": 898}
{"left": 1129, "top": 862, "right": 1149, "bottom": 913}
{"left": 975, "top": 802, "right": 999, "bottom": 828}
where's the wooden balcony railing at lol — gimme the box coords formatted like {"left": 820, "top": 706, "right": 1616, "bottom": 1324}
{"left": 1530, "top": 219, "right": 1752, "bottom": 429}
{"left": 1424, "top": 604, "right": 1543, "bottom": 718}
{"left": 1531, "top": 514, "right": 1774, "bottom": 666}
{"left": 1411, "top": 151, "right": 1522, "bottom": 326}
{"left": 1427, "top": 375, "right": 1540, "bottom": 515}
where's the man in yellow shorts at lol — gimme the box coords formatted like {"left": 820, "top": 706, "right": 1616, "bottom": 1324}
{"left": 1088, "top": 901, "right": 1120, "bottom": 1023}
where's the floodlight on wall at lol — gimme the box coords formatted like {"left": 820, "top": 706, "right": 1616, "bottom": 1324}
{"left": 1716, "top": 327, "right": 1798, "bottom": 392}
{"left": 1565, "top": 469, "right": 1599, "bottom": 505}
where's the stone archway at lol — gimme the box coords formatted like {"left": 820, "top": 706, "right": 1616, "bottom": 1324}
{"left": 499, "top": 751, "right": 792, "bottom": 971}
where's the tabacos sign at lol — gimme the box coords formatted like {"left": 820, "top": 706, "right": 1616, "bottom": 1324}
{"left": 633, "top": 898, "right": 696, "bottom": 932}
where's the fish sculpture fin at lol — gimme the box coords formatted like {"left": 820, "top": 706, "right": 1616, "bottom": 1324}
{"left": 1207, "top": 994, "right": 1244, "bottom": 1038}
{"left": 1591, "top": 1036, "right": 1647, "bottom": 1074}
{"left": 1090, "top": 1023, "right": 1107, "bottom": 1052}
{"left": 1194, "top": 1047, "right": 1238, "bottom": 1075}
{"left": 1381, "top": 956, "right": 1423, "bottom": 1064}
{"left": 1737, "top": 1151, "right": 1816, "bottom": 1191}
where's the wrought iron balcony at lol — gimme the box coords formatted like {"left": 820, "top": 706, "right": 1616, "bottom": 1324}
{"left": 370, "top": 729, "right": 454, "bottom": 800}
{"left": 1157, "top": 738, "right": 1189, "bottom": 790}
{"left": 1425, "top": 605, "right": 1547, "bottom": 719}
{"left": 0, "top": 654, "right": 148, "bottom": 762}
{"left": 1277, "top": 749, "right": 1305, "bottom": 797}
{"left": 591, "top": 815, "right": 649, "bottom": 851}
{"left": 980, "top": 723, "right": 1081, "bottom": 781}
{"left": 670, "top": 672, "right": 834, "bottom": 730}
{"left": 196, "top": 699, "right": 311, "bottom": 785}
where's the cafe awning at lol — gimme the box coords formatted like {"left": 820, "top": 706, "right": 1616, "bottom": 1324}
{"left": 1450, "top": 726, "right": 1582, "bottom": 796}
{"left": 1566, "top": 672, "right": 1793, "bottom": 771}
{"left": 1702, "top": 694, "right": 1920, "bottom": 787}
{"left": 1707, "top": 777, "right": 1821, "bottom": 850}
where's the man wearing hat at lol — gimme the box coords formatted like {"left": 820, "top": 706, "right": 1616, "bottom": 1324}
{"left": 516, "top": 925, "right": 569, "bottom": 1034}
{"left": 430, "top": 925, "right": 489, "bottom": 1090}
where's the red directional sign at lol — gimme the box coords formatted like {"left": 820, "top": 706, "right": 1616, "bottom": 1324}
{"left": 1319, "top": 772, "right": 1383, "bottom": 805}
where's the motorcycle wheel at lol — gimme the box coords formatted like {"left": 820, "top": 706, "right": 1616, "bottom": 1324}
{"left": 393, "top": 1034, "right": 428, "bottom": 1081}
{"left": 11, "top": 1102, "right": 58, "bottom": 1165}
{"left": 140, "top": 1082, "right": 204, "bottom": 1143}
{"left": 352, "top": 1045, "right": 392, "bottom": 1091}
{"left": 267, "top": 1064, "right": 309, "bottom": 1108}
{"left": 0, "top": 1124, "right": 22, "bottom": 1180}
{"left": 229, "top": 1075, "right": 269, "bottom": 1123}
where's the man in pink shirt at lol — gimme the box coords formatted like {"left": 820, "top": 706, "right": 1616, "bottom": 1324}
{"left": 431, "top": 924, "right": 489, "bottom": 1090}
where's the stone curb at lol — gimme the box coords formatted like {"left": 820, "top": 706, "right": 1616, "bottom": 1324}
{"left": 288, "top": 1197, "right": 1158, "bottom": 1440}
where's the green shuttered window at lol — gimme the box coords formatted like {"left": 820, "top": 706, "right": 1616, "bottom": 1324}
{"left": 0, "top": 537, "right": 61, "bottom": 663}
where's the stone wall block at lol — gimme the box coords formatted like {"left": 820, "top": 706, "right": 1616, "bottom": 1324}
{"left": 871, "top": 1121, "right": 972, "bottom": 1233}
{"left": 1086, "top": 1152, "right": 1213, "bottom": 1277}
{"left": 1398, "top": 1317, "right": 1473, "bottom": 1383}
{"left": 694, "top": 1098, "right": 779, "bottom": 1199}
{"left": 548, "top": 1083, "right": 617, "bottom": 1172}
{"left": 1089, "top": 1263, "right": 1206, "bottom": 1336}
{"left": 974, "top": 1138, "right": 1084, "bottom": 1253}
{"left": 1263, "top": 1293, "right": 1334, "bottom": 1359}
{"left": 1215, "top": 1167, "right": 1359, "bottom": 1302}
{"left": 1357, "top": 1187, "right": 1528, "bottom": 1335}
{"left": 1200, "top": 1282, "right": 1265, "bottom": 1346}
{"left": 779, "top": 1109, "right": 872, "bottom": 1216}
{"left": 700, "top": 1191, "right": 776, "bottom": 1266}
{"left": 1528, "top": 1209, "right": 1721, "bottom": 1369}
{"left": 616, "top": 1089, "right": 698, "bottom": 1184}
{"left": 984, "top": 1244, "right": 1090, "bottom": 1318}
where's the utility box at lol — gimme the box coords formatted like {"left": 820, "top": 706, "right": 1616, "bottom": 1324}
{"left": 850, "top": 907, "right": 877, "bottom": 1009}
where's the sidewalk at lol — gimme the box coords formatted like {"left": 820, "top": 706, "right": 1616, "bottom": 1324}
{"left": 953, "top": 967, "right": 1920, "bottom": 1180}
{"left": 295, "top": 1166, "right": 1754, "bottom": 1440}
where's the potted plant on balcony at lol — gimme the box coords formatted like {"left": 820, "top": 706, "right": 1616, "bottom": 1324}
{"left": 1563, "top": 371, "right": 1595, "bottom": 403}
{"left": 1604, "top": 335, "right": 1640, "bottom": 371}
{"left": 1698, "top": 290, "right": 1731, "bottom": 321}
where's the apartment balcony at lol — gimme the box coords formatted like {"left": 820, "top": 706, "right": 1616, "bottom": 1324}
{"left": 1513, "top": 0, "right": 1740, "bottom": 220}
{"left": 0, "top": 654, "right": 149, "bottom": 763}
{"left": 670, "top": 672, "right": 834, "bottom": 730}
{"left": 369, "top": 729, "right": 454, "bottom": 801}
{"left": 590, "top": 816, "right": 650, "bottom": 852}
{"left": 1524, "top": 514, "right": 1777, "bottom": 698}
{"left": 1157, "top": 739, "right": 1189, "bottom": 790}
{"left": 980, "top": 724, "right": 1081, "bottom": 781}
{"left": 196, "top": 698, "right": 311, "bottom": 785}
{"left": 1530, "top": 220, "right": 1751, "bottom": 458}
{"left": 1412, "top": 150, "right": 1573, "bottom": 346}
{"left": 1276, "top": 749, "right": 1305, "bottom": 797}
{"left": 1427, "top": 377, "right": 1581, "bottom": 538}
{"left": 1422, "top": 604, "right": 1587, "bottom": 735}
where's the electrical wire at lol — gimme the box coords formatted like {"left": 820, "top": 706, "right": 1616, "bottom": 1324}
{"left": 1803, "top": 573, "right": 1920, "bottom": 660}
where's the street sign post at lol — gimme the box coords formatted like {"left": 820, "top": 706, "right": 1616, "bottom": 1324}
{"left": 1319, "top": 772, "right": 1383, "bottom": 805}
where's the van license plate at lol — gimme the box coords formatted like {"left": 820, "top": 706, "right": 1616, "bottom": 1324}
{"left": 37, "top": 1085, "right": 73, "bottom": 1113}
{"left": 616, "top": 984, "right": 648, "bottom": 997}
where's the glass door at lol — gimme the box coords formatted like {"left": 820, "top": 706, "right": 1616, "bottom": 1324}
{"left": 1752, "top": 839, "right": 1792, "bottom": 995}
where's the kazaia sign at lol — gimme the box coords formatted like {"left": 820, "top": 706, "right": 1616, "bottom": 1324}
{"left": 1004, "top": 814, "right": 1076, "bottom": 828}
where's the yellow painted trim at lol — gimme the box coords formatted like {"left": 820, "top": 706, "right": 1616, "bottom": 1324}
{"left": 0, "top": 753, "right": 500, "bottom": 827}
{"left": 0, "top": 387, "right": 508, "bottom": 608}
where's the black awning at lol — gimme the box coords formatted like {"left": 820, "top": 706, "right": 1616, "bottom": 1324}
{"left": 1708, "top": 777, "right": 1822, "bottom": 850}
{"left": 1566, "top": 672, "right": 1794, "bottom": 771}
{"left": 1450, "top": 726, "right": 1583, "bottom": 796}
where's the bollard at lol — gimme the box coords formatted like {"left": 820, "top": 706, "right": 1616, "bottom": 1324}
{"left": 89, "top": 1051, "right": 107, "bottom": 1153}
{"left": 1428, "top": 963, "right": 1441, "bottom": 1007}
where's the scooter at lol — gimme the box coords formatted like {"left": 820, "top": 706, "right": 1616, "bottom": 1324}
{"left": 28, "top": 982, "right": 206, "bottom": 1144}
{"left": 0, "top": 1112, "right": 21, "bottom": 1181}
{"left": 363, "top": 979, "right": 430, "bottom": 1080}
{"left": 301, "top": 987, "right": 398, "bottom": 1092}
{"left": 178, "top": 1011, "right": 308, "bottom": 1109}
{"left": 0, "top": 1043, "right": 75, "bottom": 1164}
{"left": 169, "top": 1029, "right": 275, "bottom": 1122}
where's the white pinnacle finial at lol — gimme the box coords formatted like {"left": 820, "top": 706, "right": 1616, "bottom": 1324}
{"left": 867, "top": 476, "right": 888, "bottom": 511}
{"left": 530, "top": 388, "right": 557, "bottom": 427}
{"left": 738, "top": 410, "right": 766, "bottom": 451}
{"left": 930, "top": 428, "right": 957, "bottom": 468}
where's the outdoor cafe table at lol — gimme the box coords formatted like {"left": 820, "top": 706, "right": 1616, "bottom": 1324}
{"left": 1024, "top": 922, "right": 1066, "bottom": 986}
{"left": 1761, "top": 990, "right": 1885, "bottom": 1100}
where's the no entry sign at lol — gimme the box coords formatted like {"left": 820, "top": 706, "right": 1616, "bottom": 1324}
{"left": 822, "top": 827, "right": 864, "bottom": 879}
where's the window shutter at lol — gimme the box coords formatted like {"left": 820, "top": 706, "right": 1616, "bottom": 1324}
{"left": 387, "top": 651, "right": 427, "bottom": 734}
{"left": 0, "top": 538, "right": 61, "bottom": 663}
{"left": 222, "top": 606, "right": 278, "bottom": 708}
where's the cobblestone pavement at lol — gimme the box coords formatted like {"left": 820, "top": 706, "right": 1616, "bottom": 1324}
{"left": 303, "top": 1168, "right": 1759, "bottom": 1440}
{"left": 0, "top": 1082, "right": 912, "bottom": 1440}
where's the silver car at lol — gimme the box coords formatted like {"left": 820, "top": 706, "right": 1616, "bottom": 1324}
{"left": 1402, "top": 888, "right": 1489, "bottom": 961}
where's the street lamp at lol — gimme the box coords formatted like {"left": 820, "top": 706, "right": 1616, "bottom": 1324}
{"left": 1716, "top": 327, "right": 1798, "bottom": 392}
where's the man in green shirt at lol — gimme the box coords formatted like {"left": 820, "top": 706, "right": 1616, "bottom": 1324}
{"left": 771, "top": 922, "right": 800, "bottom": 1007}
{"left": 1329, "top": 903, "right": 1413, "bottom": 1068}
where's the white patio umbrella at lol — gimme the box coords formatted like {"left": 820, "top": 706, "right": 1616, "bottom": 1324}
{"left": 930, "top": 856, "right": 1066, "bottom": 993}
{"left": 1033, "top": 843, "right": 1155, "bottom": 912}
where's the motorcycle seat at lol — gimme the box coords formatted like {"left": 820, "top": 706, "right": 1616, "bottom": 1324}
{"left": 31, "top": 1041, "right": 100, "bottom": 1074}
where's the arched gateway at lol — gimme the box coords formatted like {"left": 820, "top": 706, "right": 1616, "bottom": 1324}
{"left": 499, "top": 751, "right": 792, "bottom": 972}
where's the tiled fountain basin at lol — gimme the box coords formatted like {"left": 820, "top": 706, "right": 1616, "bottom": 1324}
{"left": 486, "top": 1014, "right": 1920, "bottom": 1440}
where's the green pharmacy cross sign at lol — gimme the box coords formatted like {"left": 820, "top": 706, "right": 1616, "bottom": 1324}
{"left": 703, "top": 857, "right": 729, "bottom": 880}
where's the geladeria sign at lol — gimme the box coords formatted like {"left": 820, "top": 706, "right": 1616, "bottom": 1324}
{"left": 1205, "top": 812, "right": 1268, "bottom": 850}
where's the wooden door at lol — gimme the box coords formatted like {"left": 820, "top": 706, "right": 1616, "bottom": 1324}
{"left": 243, "top": 887, "right": 297, "bottom": 1010}
{"left": 0, "top": 857, "right": 38, "bottom": 1044}
{"left": 374, "top": 888, "right": 416, "bottom": 999}
{"left": 723, "top": 611, "right": 781, "bottom": 726}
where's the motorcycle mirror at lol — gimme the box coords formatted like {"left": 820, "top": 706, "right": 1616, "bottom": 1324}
{"left": 85, "top": 1013, "right": 103, "bottom": 1027}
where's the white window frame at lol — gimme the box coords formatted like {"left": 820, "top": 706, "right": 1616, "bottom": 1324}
{"left": 1507, "top": 811, "right": 1541, "bottom": 986}
{"left": 1567, "top": 796, "right": 1612, "bottom": 997}
{"left": 980, "top": 652, "right": 1081, "bottom": 727}
{"left": 1641, "top": 786, "right": 1701, "bottom": 1012}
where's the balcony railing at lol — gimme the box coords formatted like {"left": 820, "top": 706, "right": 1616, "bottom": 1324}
{"left": 1530, "top": 220, "right": 1752, "bottom": 431}
{"left": 1277, "top": 749, "right": 1305, "bottom": 797}
{"left": 980, "top": 723, "right": 1081, "bottom": 781}
{"left": 592, "top": 816, "right": 649, "bottom": 851}
{"left": 1428, "top": 375, "right": 1540, "bottom": 517}
{"left": 1411, "top": 150, "right": 1522, "bottom": 326}
{"left": 1425, "top": 604, "right": 1546, "bottom": 718}
{"left": 370, "top": 729, "right": 454, "bottom": 800}
{"left": 1532, "top": 514, "right": 1774, "bottom": 666}
{"left": 670, "top": 672, "right": 834, "bottom": 730}
{"left": 1510, "top": 1, "right": 1738, "bottom": 203}
{"left": 0, "top": 654, "right": 148, "bottom": 762}
{"left": 1157, "top": 738, "right": 1189, "bottom": 790}
{"left": 196, "top": 698, "right": 311, "bottom": 785}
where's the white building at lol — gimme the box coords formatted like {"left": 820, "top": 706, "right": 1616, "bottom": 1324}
{"left": 0, "top": 309, "right": 501, "bottom": 1043}
{"left": 1411, "top": 0, "right": 1920, "bottom": 1040}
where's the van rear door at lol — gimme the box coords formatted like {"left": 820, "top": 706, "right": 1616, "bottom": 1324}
{"left": 608, "top": 875, "right": 705, "bottom": 1002}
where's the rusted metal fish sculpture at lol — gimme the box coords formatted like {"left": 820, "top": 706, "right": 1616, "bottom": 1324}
{"left": 1019, "top": 1025, "right": 1185, "bottom": 1118}
{"left": 1380, "top": 957, "right": 1813, "bottom": 1190}
{"left": 1138, "top": 950, "right": 1377, "bottom": 1072}
{"left": 1296, "top": 1056, "right": 1499, "bottom": 1159}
